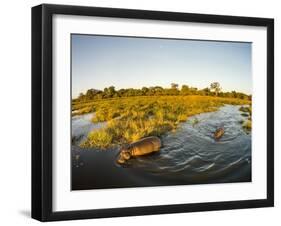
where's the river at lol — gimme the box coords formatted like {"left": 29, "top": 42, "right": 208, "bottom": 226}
{"left": 71, "top": 105, "right": 251, "bottom": 190}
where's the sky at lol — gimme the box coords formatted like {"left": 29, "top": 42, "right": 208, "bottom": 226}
{"left": 71, "top": 34, "right": 252, "bottom": 98}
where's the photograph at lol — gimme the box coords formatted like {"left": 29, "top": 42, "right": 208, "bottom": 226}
{"left": 71, "top": 34, "right": 252, "bottom": 190}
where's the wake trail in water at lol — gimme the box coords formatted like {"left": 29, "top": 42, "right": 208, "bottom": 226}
{"left": 126, "top": 105, "right": 251, "bottom": 181}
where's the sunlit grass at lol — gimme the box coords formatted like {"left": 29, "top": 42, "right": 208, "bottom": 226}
{"left": 81, "top": 128, "right": 113, "bottom": 148}
{"left": 75, "top": 96, "right": 251, "bottom": 148}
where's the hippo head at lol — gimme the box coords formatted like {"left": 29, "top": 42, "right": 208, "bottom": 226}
{"left": 117, "top": 145, "right": 132, "bottom": 164}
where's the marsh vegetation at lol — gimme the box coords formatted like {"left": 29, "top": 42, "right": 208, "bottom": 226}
{"left": 72, "top": 94, "right": 250, "bottom": 148}
{"left": 239, "top": 106, "right": 252, "bottom": 132}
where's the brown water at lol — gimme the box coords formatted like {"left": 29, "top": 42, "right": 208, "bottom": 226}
{"left": 71, "top": 105, "right": 251, "bottom": 190}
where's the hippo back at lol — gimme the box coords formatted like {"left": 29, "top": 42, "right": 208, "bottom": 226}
{"left": 130, "top": 136, "right": 161, "bottom": 157}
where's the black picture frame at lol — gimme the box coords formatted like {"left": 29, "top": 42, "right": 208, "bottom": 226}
{"left": 32, "top": 3, "right": 274, "bottom": 222}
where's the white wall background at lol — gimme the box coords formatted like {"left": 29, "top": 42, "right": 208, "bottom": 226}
{"left": 0, "top": 0, "right": 279, "bottom": 225}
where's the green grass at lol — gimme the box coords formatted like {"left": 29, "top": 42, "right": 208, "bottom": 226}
{"left": 239, "top": 105, "right": 252, "bottom": 133}
{"left": 241, "top": 113, "right": 249, "bottom": 117}
{"left": 82, "top": 128, "right": 113, "bottom": 148}
{"left": 239, "top": 106, "right": 251, "bottom": 113}
{"left": 191, "top": 117, "right": 200, "bottom": 126}
{"left": 243, "top": 120, "right": 252, "bottom": 132}
{"left": 75, "top": 95, "right": 251, "bottom": 148}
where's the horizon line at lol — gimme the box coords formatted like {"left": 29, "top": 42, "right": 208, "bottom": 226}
{"left": 73, "top": 84, "right": 252, "bottom": 98}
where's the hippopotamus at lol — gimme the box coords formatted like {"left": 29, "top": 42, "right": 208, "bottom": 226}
{"left": 117, "top": 136, "right": 161, "bottom": 164}
{"left": 214, "top": 127, "right": 225, "bottom": 140}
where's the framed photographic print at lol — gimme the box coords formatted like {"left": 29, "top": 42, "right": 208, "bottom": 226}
{"left": 32, "top": 4, "right": 274, "bottom": 221}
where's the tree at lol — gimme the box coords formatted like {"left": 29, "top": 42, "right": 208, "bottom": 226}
{"left": 202, "top": 87, "right": 211, "bottom": 96}
{"left": 108, "top": 86, "right": 116, "bottom": 97}
{"left": 74, "top": 82, "right": 251, "bottom": 101}
{"left": 85, "top": 89, "right": 96, "bottom": 99}
{"left": 210, "top": 82, "right": 221, "bottom": 96}
{"left": 231, "top": 91, "right": 237, "bottom": 98}
{"left": 141, "top": 87, "right": 149, "bottom": 95}
{"left": 189, "top": 87, "right": 198, "bottom": 95}
{"left": 103, "top": 87, "right": 108, "bottom": 95}
{"left": 171, "top": 83, "right": 179, "bottom": 90}
{"left": 78, "top": 92, "right": 84, "bottom": 99}
{"left": 180, "top": 85, "right": 190, "bottom": 95}
{"left": 103, "top": 86, "right": 116, "bottom": 98}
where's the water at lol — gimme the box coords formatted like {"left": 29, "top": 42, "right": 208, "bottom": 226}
{"left": 125, "top": 105, "right": 251, "bottom": 179}
{"left": 72, "top": 105, "right": 251, "bottom": 190}
{"left": 72, "top": 113, "right": 106, "bottom": 144}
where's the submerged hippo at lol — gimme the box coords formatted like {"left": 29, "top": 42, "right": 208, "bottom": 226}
{"left": 117, "top": 136, "right": 161, "bottom": 164}
{"left": 214, "top": 127, "right": 225, "bottom": 140}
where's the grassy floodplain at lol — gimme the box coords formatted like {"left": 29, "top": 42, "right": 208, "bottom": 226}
{"left": 72, "top": 95, "right": 251, "bottom": 149}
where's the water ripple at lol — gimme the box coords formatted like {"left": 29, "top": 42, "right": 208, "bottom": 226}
{"left": 128, "top": 105, "right": 251, "bottom": 180}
